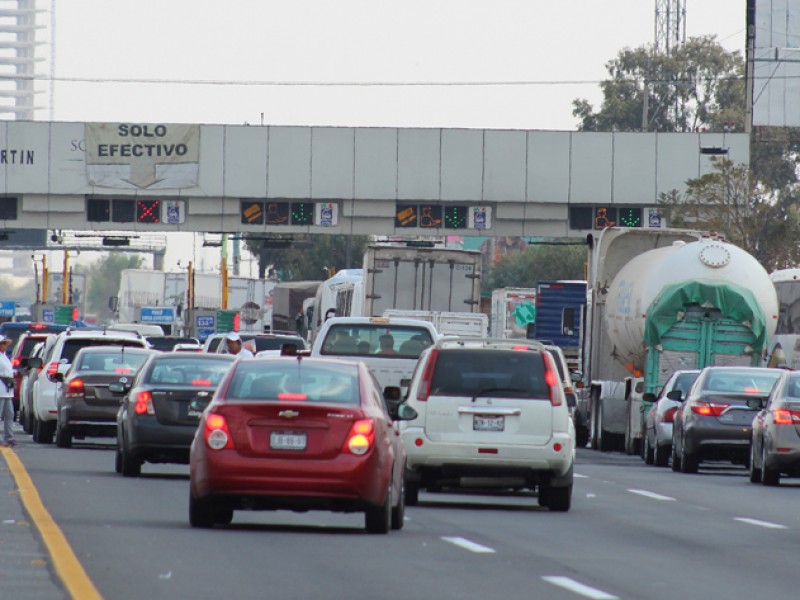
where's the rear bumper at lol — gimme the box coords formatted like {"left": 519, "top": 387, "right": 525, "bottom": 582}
{"left": 190, "top": 446, "right": 388, "bottom": 510}
{"left": 764, "top": 429, "right": 800, "bottom": 475}
{"left": 60, "top": 403, "right": 117, "bottom": 434}
{"left": 684, "top": 421, "right": 752, "bottom": 459}
{"left": 124, "top": 416, "right": 199, "bottom": 463}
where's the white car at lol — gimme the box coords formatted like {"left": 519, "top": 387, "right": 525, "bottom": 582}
{"left": 29, "top": 329, "right": 148, "bottom": 444}
{"left": 642, "top": 369, "right": 701, "bottom": 467}
{"left": 310, "top": 316, "right": 438, "bottom": 390}
{"left": 401, "top": 337, "right": 575, "bottom": 511}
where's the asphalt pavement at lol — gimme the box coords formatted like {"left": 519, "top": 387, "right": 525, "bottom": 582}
{"left": 0, "top": 420, "right": 67, "bottom": 600}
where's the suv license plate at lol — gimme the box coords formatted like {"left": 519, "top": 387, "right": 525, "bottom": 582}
{"left": 270, "top": 432, "right": 307, "bottom": 450}
{"left": 473, "top": 415, "right": 504, "bottom": 431}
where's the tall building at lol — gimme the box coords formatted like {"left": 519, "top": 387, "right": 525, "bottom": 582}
{"left": 0, "top": 0, "right": 44, "bottom": 120}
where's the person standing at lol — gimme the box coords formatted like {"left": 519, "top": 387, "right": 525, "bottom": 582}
{"left": 0, "top": 336, "right": 16, "bottom": 447}
{"left": 224, "top": 332, "right": 254, "bottom": 358}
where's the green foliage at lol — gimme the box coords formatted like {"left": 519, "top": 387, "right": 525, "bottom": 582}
{"left": 488, "top": 242, "right": 586, "bottom": 290}
{"left": 85, "top": 254, "right": 144, "bottom": 320}
{"left": 243, "top": 235, "right": 370, "bottom": 281}
{"left": 573, "top": 36, "right": 744, "bottom": 133}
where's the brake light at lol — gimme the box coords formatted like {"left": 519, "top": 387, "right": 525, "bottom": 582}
{"left": 133, "top": 391, "right": 155, "bottom": 416}
{"left": 66, "top": 378, "right": 85, "bottom": 398}
{"left": 46, "top": 362, "right": 59, "bottom": 378}
{"left": 191, "top": 379, "right": 212, "bottom": 386}
{"left": 416, "top": 349, "right": 439, "bottom": 402}
{"left": 205, "top": 413, "right": 234, "bottom": 450}
{"left": 32, "top": 323, "right": 47, "bottom": 330}
{"left": 115, "top": 367, "right": 133, "bottom": 374}
{"left": 772, "top": 409, "right": 800, "bottom": 425}
{"left": 11, "top": 358, "right": 19, "bottom": 368}
{"left": 512, "top": 345, "right": 531, "bottom": 351}
{"left": 663, "top": 407, "right": 679, "bottom": 423}
{"left": 542, "top": 352, "right": 562, "bottom": 406}
{"left": 278, "top": 392, "right": 307, "bottom": 401}
{"left": 691, "top": 401, "right": 729, "bottom": 417}
{"left": 343, "top": 419, "right": 374, "bottom": 455}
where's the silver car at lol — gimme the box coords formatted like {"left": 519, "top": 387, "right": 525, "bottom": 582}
{"left": 749, "top": 370, "right": 800, "bottom": 486}
{"left": 642, "top": 370, "right": 700, "bottom": 467}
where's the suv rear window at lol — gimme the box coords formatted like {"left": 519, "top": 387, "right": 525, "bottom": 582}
{"left": 62, "top": 339, "right": 145, "bottom": 363}
{"left": 227, "top": 361, "right": 358, "bottom": 403}
{"left": 431, "top": 349, "right": 549, "bottom": 398}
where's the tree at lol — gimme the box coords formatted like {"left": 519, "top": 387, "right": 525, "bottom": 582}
{"left": 243, "top": 234, "right": 370, "bottom": 281}
{"left": 573, "top": 36, "right": 745, "bottom": 133}
{"left": 659, "top": 158, "right": 800, "bottom": 270}
{"left": 85, "top": 254, "right": 144, "bottom": 321}
{"left": 488, "top": 242, "right": 586, "bottom": 290}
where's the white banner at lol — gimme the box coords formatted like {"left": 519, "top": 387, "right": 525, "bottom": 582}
{"left": 85, "top": 123, "right": 200, "bottom": 189}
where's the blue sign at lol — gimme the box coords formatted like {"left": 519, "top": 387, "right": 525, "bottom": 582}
{"left": 42, "top": 309, "right": 54, "bottom": 323}
{"left": 197, "top": 315, "right": 214, "bottom": 328}
{"left": 140, "top": 307, "right": 175, "bottom": 324}
{"left": 0, "top": 301, "right": 15, "bottom": 318}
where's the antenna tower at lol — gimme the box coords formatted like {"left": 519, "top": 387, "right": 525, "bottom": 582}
{"left": 655, "top": 0, "right": 686, "bottom": 54}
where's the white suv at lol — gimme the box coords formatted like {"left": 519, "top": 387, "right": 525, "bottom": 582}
{"left": 30, "top": 329, "right": 148, "bottom": 443}
{"left": 401, "top": 338, "right": 575, "bottom": 511}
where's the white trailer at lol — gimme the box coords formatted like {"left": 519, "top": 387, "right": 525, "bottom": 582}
{"left": 490, "top": 288, "right": 537, "bottom": 338}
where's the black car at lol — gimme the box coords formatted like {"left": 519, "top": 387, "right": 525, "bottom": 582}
{"left": 671, "top": 366, "right": 783, "bottom": 473}
{"left": 115, "top": 353, "right": 236, "bottom": 476}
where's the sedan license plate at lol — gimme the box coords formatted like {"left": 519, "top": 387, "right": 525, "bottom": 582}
{"left": 473, "top": 415, "right": 504, "bottom": 432}
{"left": 270, "top": 431, "right": 307, "bottom": 451}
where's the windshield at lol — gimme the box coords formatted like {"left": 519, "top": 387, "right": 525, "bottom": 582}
{"left": 227, "top": 360, "right": 359, "bottom": 403}
{"left": 320, "top": 324, "right": 433, "bottom": 358}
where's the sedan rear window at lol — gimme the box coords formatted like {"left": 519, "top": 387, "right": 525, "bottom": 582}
{"left": 704, "top": 370, "right": 781, "bottom": 394}
{"left": 227, "top": 361, "right": 359, "bottom": 403}
{"left": 431, "top": 349, "right": 549, "bottom": 398}
{"left": 62, "top": 339, "right": 145, "bottom": 363}
{"left": 76, "top": 351, "right": 150, "bottom": 374}
{"left": 146, "top": 357, "right": 233, "bottom": 386}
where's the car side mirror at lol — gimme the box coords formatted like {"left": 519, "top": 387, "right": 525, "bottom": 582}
{"left": 395, "top": 403, "right": 418, "bottom": 421}
{"left": 189, "top": 398, "right": 211, "bottom": 413}
{"left": 570, "top": 370, "right": 583, "bottom": 383}
{"left": 52, "top": 372, "right": 64, "bottom": 383}
{"left": 108, "top": 379, "right": 131, "bottom": 394}
{"left": 19, "top": 357, "right": 29, "bottom": 368}
{"left": 746, "top": 398, "right": 764, "bottom": 410}
{"left": 642, "top": 392, "right": 657, "bottom": 403}
{"left": 666, "top": 390, "right": 683, "bottom": 401}
{"left": 27, "top": 357, "right": 43, "bottom": 369}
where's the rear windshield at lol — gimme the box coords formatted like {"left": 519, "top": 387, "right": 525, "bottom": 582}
{"left": 145, "top": 357, "right": 233, "bottom": 386}
{"left": 75, "top": 351, "right": 150, "bottom": 374}
{"left": 431, "top": 349, "right": 549, "bottom": 398}
{"left": 704, "top": 370, "right": 781, "bottom": 394}
{"left": 320, "top": 324, "right": 434, "bottom": 358}
{"left": 16, "top": 336, "right": 49, "bottom": 359}
{"left": 62, "top": 339, "right": 145, "bottom": 363}
{"left": 227, "top": 361, "right": 359, "bottom": 403}
{"left": 146, "top": 337, "right": 198, "bottom": 351}
{"left": 248, "top": 336, "right": 305, "bottom": 352}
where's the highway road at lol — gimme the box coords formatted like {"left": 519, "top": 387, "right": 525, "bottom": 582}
{"left": 9, "top": 440, "right": 800, "bottom": 600}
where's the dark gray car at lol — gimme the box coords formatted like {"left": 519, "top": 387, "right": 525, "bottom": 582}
{"left": 671, "top": 366, "right": 783, "bottom": 473}
{"left": 749, "top": 370, "right": 800, "bottom": 486}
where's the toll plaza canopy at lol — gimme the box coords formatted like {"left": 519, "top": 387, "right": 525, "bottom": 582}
{"left": 0, "top": 121, "right": 749, "bottom": 238}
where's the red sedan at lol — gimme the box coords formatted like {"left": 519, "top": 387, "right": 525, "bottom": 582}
{"left": 189, "top": 356, "right": 417, "bottom": 533}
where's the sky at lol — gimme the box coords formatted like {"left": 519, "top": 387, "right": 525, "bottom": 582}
{"left": 30, "top": 0, "right": 749, "bottom": 273}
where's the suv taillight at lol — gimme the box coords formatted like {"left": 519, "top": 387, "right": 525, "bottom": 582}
{"left": 343, "top": 419, "right": 374, "bottom": 455}
{"left": 542, "top": 352, "right": 562, "bottom": 407}
{"left": 133, "top": 391, "right": 155, "bottom": 416}
{"left": 66, "top": 378, "right": 85, "bottom": 398}
{"left": 416, "top": 349, "right": 439, "bottom": 402}
{"left": 205, "top": 413, "right": 234, "bottom": 450}
{"left": 46, "top": 362, "right": 59, "bottom": 378}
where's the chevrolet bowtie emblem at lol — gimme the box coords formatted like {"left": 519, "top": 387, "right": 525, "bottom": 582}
{"left": 278, "top": 410, "right": 300, "bottom": 418}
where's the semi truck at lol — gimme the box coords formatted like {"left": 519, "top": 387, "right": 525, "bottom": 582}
{"left": 532, "top": 280, "right": 587, "bottom": 371}
{"left": 490, "top": 288, "right": 537, "bottom": 338}
{"left": 577, "top": 228, "right": 778, "bottom": 452}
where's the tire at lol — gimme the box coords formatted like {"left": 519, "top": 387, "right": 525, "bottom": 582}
{"left": 215, "top": 508, "right": 234, "bottom": 526}
{"left": 189, "top": 493, "right": 216, "bottom": 528}
{"left": 114, "top": 444, "right": 122, "bottom": 474}
{"left": 538, "top": 485, "right": 549, "bottom": 507}
{"left": 120, "top": 443, "right": 142, "bottom": 478}
{"left": 761, "top": 445, "right": 780, "bottom": 486}
{"left": 405, "top": 478, "right": 419, "bottom": 506}
{"left": 644, "top": 434, "right": 654, "bottom": 465}
{"left": 654, "top": 442, "right": 670, "bottom": 467}
{"left": 390, "top": 479, "right": 405, "bottom": 531}
{"left": 20, "top": 405, "right": 30, "bottom": 434}
{"left": 33, "top": 415, "right": 55, "bottom": 444}
{"left": 55, "top": 420, "right": 72, "bottom": 449}
{"left": 575, "top": 420, "right": 590, "bottom": 449}
{"left": 365, "top": 487, "right": 391, "bottom": 534}
{"left": 545, "top": 485, "right": 572, "bottom": 512}
{"left": 748, "top": 443, "right": 762, "bottom": 483}
{"left": 671, "top": 437, "right": 682, "bottom": 472}
{"left": 680, "top": 436, "right": 699, "bottom": 474}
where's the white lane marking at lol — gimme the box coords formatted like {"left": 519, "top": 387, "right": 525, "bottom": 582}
{"left": 574, "top": 473, "right": 588, "bottom": 478}
{"left": 734, "top": 517, "right": 788, "bottom": 530}
{"left": 543, "top": 576, "right": 618, "bottom": 600}
{"left": 441, "top": 536, "right": 496, "bottom": 554}
{"left": 627, "top": 489, "right": 676, "bottom": 501}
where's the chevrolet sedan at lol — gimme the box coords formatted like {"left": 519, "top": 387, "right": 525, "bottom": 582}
{"left": 189, "top": 356, "right": 417, "bottom": 533}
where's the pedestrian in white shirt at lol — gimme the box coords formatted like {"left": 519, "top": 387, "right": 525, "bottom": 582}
{"left": 224, "top": 332, "right": 254, "bottom": 358}
{"left": 0, "top": 336, "right": 17, "bottom": 447}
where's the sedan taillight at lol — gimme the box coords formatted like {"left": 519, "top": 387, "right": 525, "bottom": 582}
{"left": 133, "top": 391, "right": 155, "bottom": 416}
{"left": 772, "top": 409, "right": 800, "bottom": 425}
{"left": 662, "top": 406, "right": 679, "bottom": 423}
{"left": 204, "top": 413, "right": 234, "bottom": 450}
{"left": 343, "top": 419, "right": 374, "bottom": 455}
{"left": 691, "top": 401, "right": 729, "bottom": 417}
{"left": 66, "top": 378, "right": 85, "bottom": 398}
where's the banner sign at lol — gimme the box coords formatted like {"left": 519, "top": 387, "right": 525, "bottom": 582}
{"left": 139, "top": 307, "right": 175, "bottom": 324}
{"left": 85, "top": 123, "right": 200, "bottom": 190}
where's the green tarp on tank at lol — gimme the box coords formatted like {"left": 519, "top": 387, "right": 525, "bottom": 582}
{"left": 643, "top": 280, "right": 767, "bottom": 349}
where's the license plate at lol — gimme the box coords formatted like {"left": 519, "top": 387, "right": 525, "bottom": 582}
{"left": 473, "top": 415, "right": 504, "bottom": 431}
{"left": 270, "top": 431, "right": 307, "bottom": 450}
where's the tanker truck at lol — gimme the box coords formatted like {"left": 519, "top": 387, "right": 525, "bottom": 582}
{"left": 577, "top": 228, "right": 778, "bottom": 452}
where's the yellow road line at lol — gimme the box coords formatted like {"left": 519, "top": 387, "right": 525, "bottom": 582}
{"left": 1, "top": 446, "right": 103, "bottom": 600}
